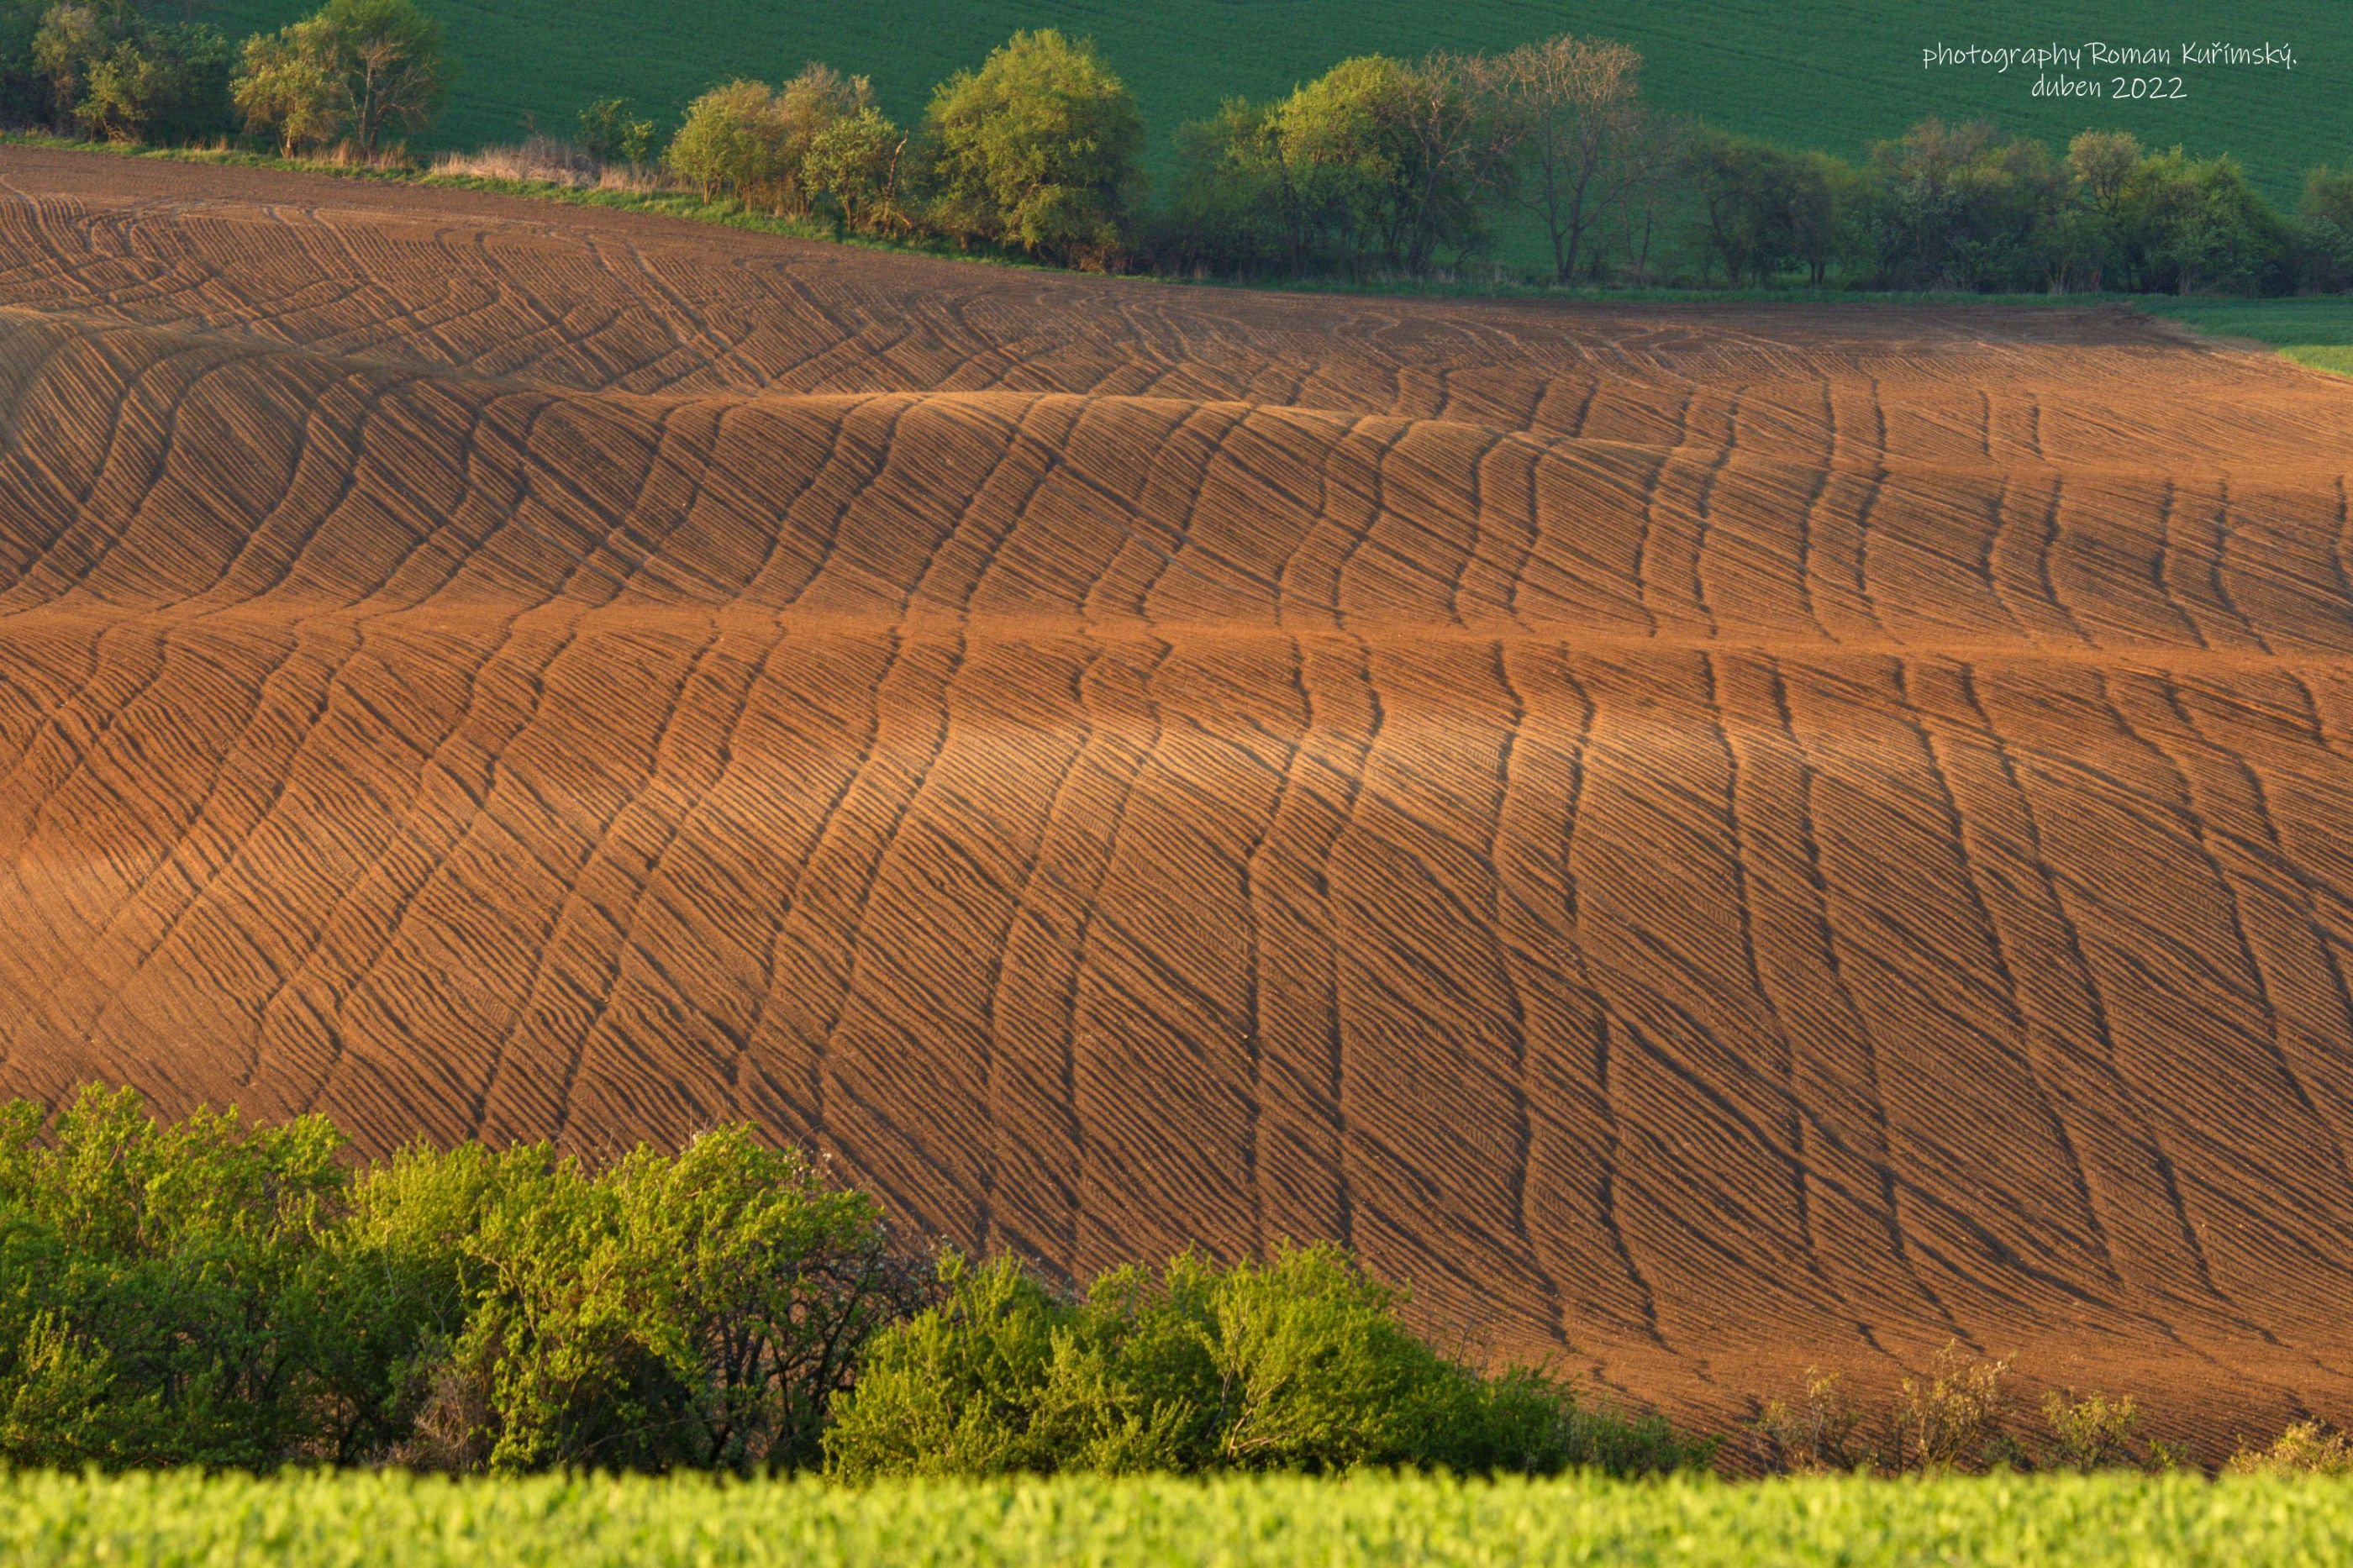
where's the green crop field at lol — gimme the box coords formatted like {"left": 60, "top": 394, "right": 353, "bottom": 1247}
{"left": 195, "top": 2, "right": 2350, "bottom": 204}
{"left": 6, "top": 1469, "right": 2353, "bottom": 1567}
{"left": 2144, "top": 297, "right": 2353, "bottom": 376}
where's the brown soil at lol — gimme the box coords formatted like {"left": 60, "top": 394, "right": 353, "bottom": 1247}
{"left": 3, "top": 147, "right": 2352, "bottom": 1458}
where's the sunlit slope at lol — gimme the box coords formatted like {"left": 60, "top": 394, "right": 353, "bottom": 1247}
{"left": 4, "top": 148, "right": 2353, "bottom": 1448}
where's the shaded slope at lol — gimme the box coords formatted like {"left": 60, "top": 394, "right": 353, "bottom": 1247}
{"left": 3, "top": 149, "right": 2353, "bottom": 1450}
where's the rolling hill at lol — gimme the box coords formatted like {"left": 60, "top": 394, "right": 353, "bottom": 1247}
{"left": 3, "top": 145, "right": 2353, "bottom": 1452}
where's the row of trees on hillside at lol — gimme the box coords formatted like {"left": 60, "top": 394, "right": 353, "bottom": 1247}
{"left": 1683, "top": 120, "right": 2315, "bottom": 295}
{"left": 4, "top": 9, "right": 2348, "bottom": 297}
{"left": 662, "top": 30, "right": 1143, "bottom": 267}
{"left": 654, "top": 29, "right": 2352, "bottom": 294}
{"left": 0, "top": 0, "right": 442, "bottom": 158}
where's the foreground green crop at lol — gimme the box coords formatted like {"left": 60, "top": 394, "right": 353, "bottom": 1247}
{"left": 4, "top": 1470, "right": 2351, "bottom": 1567}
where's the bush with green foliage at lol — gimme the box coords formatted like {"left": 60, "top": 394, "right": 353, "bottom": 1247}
{"left": 805, "top": 103, "right": 906, "bottom": 233}
{"left": 1167, "top": 51, "right": 1517, "bottom": 280}
{"left": 824, "top": 1242, "right": 1710, "bottom": 1481}
{"left": 0, "top": 1087, "right": 929, "bottom": 1473}
{"left": 0, "top": 1087, "right": 1713, "bottom": 1479}
{"left": 1857, "top": 118, "right": 2069, "bottom": 292}
{"left": 0, "top": 1087, "right": 350, "bottom": 1468}
{"left": 666, "top": 65, "right": 876, "bottom": 216}
{"left": 74, "top": 21, "right": 232, "bottom": 143}
{"left": 2119, "top": 149, "right": 2295, "bottom": 297}
{"left": 665, "top": 78, "right": 782, "bottom": 204}
{"left": 576, "top": 94, "right": 652, "bottom": 167}
{"left": 378, "top": 1129, "right": 927, "bottom": 1474}
{"left": 2224, "top": 1420, "right": 2353, "bottom": 1476}
{"left": 920, "top": 28, "right": 1143, "bottom": 266}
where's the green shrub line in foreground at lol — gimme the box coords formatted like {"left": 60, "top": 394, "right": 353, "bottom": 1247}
{"left": 10, "top": 1470, "right": 2353, "bottom": 1568}
{"left": 0, "top": 1086, "right": 1701, "bottom": 1477}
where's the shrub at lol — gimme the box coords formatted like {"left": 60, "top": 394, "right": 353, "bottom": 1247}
{"left": 576, "top": 95, "right": 652, "bottom": 168}
{"left": 232, "top": 29, "right": 334, "bottom": 156}
{"left": 2226, "top": 1420, "right": 2353, "bottom": 1476}
{"left": 666, "top": 79, "right": 779, "bottom": 205}
{"left": 1861, "top": 118, "right": 2069, "bottom": 291}
{"left": 1885, "top": 1343, "right": 2018, "bottom": 1471}
{"left": 1160, "top": 97, "right": 1290, "bottom": 276}
{"left": 1756, "top": 1370, "right": 1870, "bottom": 1472}
{"left": 69, "top": 20, "right": 232, "bottom": 144}
{"left": 805, "top": 105, "right": 907, "bottom": 234}
{"left": 15, "top": 2, "right": 230, "bottom": 144}
{"left": 825, "top": 1242, "right": 1711, "bottom": 1481}
{"left": 361, "top": 1127, "right": 929, "bottom": 1474}
{"left": 921, "top": 29, "right": 1144, "bottom": 266}
{"left": 1170, "top": 54, "right": 1501, "bottom": 280}
{"left": 2041, "top": 1389, "right": 2142, "bottom": 1471}
{"left": 768, "top": 63, "right": 869, "bottom": 216}
{"left": 0, "top": 1087, "right": 929, "bottom": 1474}
{"left": 1682, "top": 127, "right": 1834, "bottom": 287}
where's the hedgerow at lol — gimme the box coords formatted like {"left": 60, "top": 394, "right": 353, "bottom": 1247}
{"left": 0, "top": 1086, "right": 1704, "bottom": 1477}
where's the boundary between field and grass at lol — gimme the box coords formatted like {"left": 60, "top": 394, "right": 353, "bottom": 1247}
{"left": 8, "top": 131, "right": 2350, "bottom": 381}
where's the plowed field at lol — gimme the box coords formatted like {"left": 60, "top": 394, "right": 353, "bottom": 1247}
{"left": 3, "top": 147, "right": 2351, "bottom": 1450}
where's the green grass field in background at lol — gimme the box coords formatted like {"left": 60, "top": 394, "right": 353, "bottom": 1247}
{"left": 6, "top": 1469, "right": 2352, "bottom": 1568}
{"left": 2141, "top": 297, "right": 2353, "bottom": 375}
{"left": 193, "top": 2, "right": 2350, "bottom": 205}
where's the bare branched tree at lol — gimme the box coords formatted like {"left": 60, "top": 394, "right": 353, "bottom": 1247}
{"left": 1381, "top": 51, "right": 1524, "bottom": 275}
{"left": 1498, "top": 36, "right": 1644, "bottom": 283}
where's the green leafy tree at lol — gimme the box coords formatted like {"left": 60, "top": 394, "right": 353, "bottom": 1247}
{"left": 0, "top": 1087, "right": 350, "bottom": 1468}
{"left": 1683, "top": 128, "right": 1793, "bottom": 286}
{"left": 29, "top": 0, "right": 118, "bottom": 130}
{"left": 1162, "top": 97, "right": 1290, "bottom": 275}
{"left": 666, "top": 78, "right": 781, "bottom": 205}
{"left": 1861, "top": 118, "right": 2070, "bottom": 291}
{"left": 376, "top": 1126, "right": 926, "bottom": 1474}
{"left": 2061, "top": 130, "right": 2144, "bottom": 290}
{"left": 0, "top": 0, "right": 48, "bottom": 125}
{"left": 232, "top": 29, "right": 334, "bottom": 155}
{"left": 805, "top": 104, "right": 906, "bottom": 234}
{"left": 769, "top": 62, "right": 868, "bottom": 215}
{"left": 1272, "top": 55, "right": 1409, "bottom": 275}
{"left": 2301, "top": 164, "right": 2353, "bottom": 292}
{"left": 233, "top": 0, "right": 444, "bottom": 159}
{"left": 2120, "top": 148, "right": 2292, "bottom": 295}
{"left": 1169, "top": 50, "right": 1517, "bottom": 281}
{"left": 921, "top": 29, "right": 1144, "bottom": 266}
{"left": 67, "top": 20, "right": 232, "bottom": 143}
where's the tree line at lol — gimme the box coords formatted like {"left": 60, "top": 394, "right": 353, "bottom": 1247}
{"left": 3, "top": 7, "right": 2350, "bottom": 296}
{"left": 0, "top": 0, "right": 444, "bottom": 161}
{"left": 653, "top": 30, "right": 2353, "bottom": 296}
{"left": 0, "top": 1085, "right": 1706, "bottom": 1476}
